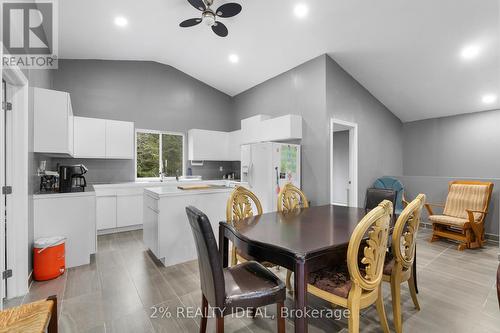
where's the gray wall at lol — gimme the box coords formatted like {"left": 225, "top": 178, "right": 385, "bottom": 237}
{"left": 400, "top": 109, "right": 500, "bottom": 237}
{"left": 50, "top": 59, "right": 234, "bottom": 183}
{"left": 232, "top": 55, "right": 404, "bottom": 206}
{"left": 232, "top": 56, "right": 328, "bottom": 205}
{"left": 23, "top": 69, "right": 53, "bottom": 271}
{"left": 325, "top": 56, "right": 404, "bottom": 207}
{"left": 332, "top": 131, "right": 349, "bottom": 205}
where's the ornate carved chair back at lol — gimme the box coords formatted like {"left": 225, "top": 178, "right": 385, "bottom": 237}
{"left": 392, "top": 194, "right": 426, "bottom": 271}
{"left": 226, "top": 186, "right": 263, "bottom": 223}
{"left": 277, "top": 183, "right": 309, "bottom": 212}
{"left": 347, "top": 200, "right": 392, "bottom": 292}
{"left": 226, "top": 186, "right": 263, "bottom": 266}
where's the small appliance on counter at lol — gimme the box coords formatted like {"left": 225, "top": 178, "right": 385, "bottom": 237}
{"left": 38, "top": 160, "right": 60, "bottom": 192}
{"left": 58, "top": 164, "right": 88, "bottom": 193}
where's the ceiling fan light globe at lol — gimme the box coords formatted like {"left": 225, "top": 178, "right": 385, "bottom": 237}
{"left": 202, "top": 11, "right": 216, "bottom": 26}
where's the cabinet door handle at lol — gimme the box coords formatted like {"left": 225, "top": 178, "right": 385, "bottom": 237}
{"left": 147, "top": 206, "right": 160, "bottom": 214}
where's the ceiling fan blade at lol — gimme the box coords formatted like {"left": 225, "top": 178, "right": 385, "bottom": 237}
{"left": 179, "top": 18, "right": 202, "bottom": 27}
{"left": 212, "top": 21, "right": 228, "bottom": 37}
{"left": 187, "top": 0, "right": 206, "bottom": 11}
{"left": 215, "top": 3, "right": 242, "bottom": 18}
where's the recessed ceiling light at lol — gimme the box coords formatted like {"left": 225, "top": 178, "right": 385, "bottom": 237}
{"left": 114, "top": 16, "right": 128, "bottom": 27}
{"left": 294, "top": 3, "right": 309, "bottom": 19}
{"left": 228, "top": 54, "right": 239, "bottom": 64}
{"left": 482, "top": 94, "right": 497, "bottom": 104}
{"left": 460, "top": 44, "right": 480, "bottom": 60}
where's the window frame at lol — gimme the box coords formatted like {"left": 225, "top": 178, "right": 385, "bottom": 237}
{"left": 134, "top": 128, "right": 186, "bottom": 181}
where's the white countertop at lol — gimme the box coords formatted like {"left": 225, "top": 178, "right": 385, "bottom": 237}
{"left": 144, "top": 185, "right": 235, "bottom": 198}
{"left": 33, "top": 191, "right": 95, "bottom": 199}
{"left": 93, "top": 179, "right": 244, "bottom": 190}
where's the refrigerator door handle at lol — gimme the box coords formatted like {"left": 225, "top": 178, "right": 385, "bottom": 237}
{"left": 248, "top": 162, "right": 253, "bottom": 188}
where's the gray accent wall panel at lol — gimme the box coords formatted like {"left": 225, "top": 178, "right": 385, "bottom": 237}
{"left": 51, "top": 59, "right": 234, "bottom": 182}
{"left": 232, "top": 56, "right": 328, "bottom": 205}
{"left": 403, "top": 109, "right": 500, "bottom": 178}
{"left": 401, "top": 109, "right": 500, "bottom": 236}
{"left": 326, "top": 56, "right": 404, "bottom": 207}
{"left": 233, "top": 55, "right": 404, "bottom": 206}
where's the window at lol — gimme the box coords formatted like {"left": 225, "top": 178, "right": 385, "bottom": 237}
{"left": 135, "top": 129, "right": 184, "bottom": 179}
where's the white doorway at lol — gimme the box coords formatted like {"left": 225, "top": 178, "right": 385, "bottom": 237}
{"left": 330, "top": 118, "right": 358, "bottom": 207}
{"left": 1, "top": 64, "right": 29, "bottom": 302}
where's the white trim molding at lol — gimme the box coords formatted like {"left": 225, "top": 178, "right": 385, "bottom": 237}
{"left": 330, "top": 118, "right": 358, "bottom": 208}
{"left": 2, "top": 62, "right": 30, "bottom": 298}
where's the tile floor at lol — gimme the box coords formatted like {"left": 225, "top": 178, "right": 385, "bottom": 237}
{"left": 4, "top": 228, "right": 500, "bottom": 333}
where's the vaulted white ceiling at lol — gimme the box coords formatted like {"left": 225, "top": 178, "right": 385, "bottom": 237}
{"left": 59, "top": 0, "right": 499, "bottom": 122}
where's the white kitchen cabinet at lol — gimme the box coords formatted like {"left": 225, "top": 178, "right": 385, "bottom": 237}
{"left": 116, "top": 194, "right": 143, "bottom": 227}
{"left": 188, "top": 115, "right": 302, "bottom": 161}
{"left": 105, "top": 120, "right": 134, "bottom": 159}
{"left": 96, "top": 196, "right": 117, "bottom": 230}
{"left": 228, "top": 130, "right": 242, "bottom": 161}
{"left": 34, "top": 192, "right": 95, "bottom": 268}
{"left": 34, "top": 88, "right": 74, "bottom": 156}
{"left": 188, "top": 129, "right": 229, "bottom": 161}
{"left": 74, "top": 117, "right": 106, "bottom": 158}
{"left": 95, "top": 185, "right": 144, "bottom": 232}
{"left": 240, "top": 114, "right": 303, "bottom": 144}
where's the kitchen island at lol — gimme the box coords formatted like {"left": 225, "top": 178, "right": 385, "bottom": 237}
{"left": 143, "top": 184, "right": 235, "bottom": 266}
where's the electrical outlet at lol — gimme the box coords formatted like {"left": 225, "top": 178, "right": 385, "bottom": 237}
{"left": 219, "top": 166, "right": 223, "bottom": 172}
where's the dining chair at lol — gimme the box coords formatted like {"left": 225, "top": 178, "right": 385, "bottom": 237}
{"left": 0, "top": 295, "right": 58, "bottom": 333}
{"left": 226, "top": 186, "right": 265, "bottom": 266}
{"left": 373, "top": 176, "right": 406, "bottom": 214}
{"left": 383, "top": 193, "right": 426, "bottom": 333}
{"left": 185, "top": 206, "right": 286, "bottom": 333}
{"left": 277, "top": 182, "right": 309, "bottom": 212}
{"left": 308, "top": 200, "right": 392, "bottom": 333}
{"left": 365, "top": 188, "right": 396, "bottom": 216}
{"left": 277, "top": 182, "right": 309, "bottom": 292}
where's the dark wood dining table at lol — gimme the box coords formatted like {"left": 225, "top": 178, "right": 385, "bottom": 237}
{"left": 219, "top": 204, "right": 417, "bottom": 333}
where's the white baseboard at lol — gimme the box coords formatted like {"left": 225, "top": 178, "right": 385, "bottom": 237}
{"left": 97, "top": 224, "right": 142, "bottom": 236}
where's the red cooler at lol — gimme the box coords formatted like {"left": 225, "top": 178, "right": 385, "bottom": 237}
{"left": 33, "top": 236, "right": 66, "bottom": 281}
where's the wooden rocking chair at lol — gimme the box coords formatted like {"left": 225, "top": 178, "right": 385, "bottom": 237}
{"left": 426, "top": 180, "right": 493, "bottom": 251}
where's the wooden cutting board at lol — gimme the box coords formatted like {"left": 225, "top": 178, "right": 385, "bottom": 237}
{"left": 177, "top": 184, "right": 228, "bottom": 190}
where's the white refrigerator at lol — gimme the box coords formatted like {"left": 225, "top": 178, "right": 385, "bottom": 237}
{"left": 241, "top": 142, "right": 301, "bottom": 213}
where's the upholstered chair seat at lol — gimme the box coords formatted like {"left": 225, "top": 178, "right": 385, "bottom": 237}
{"left": 308, "top": 263, "right": 353, "bottom": 298}
{"left": 428, "top": 215, "right": 469, "bottom": 227}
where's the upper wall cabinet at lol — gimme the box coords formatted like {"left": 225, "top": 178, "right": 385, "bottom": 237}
{"left": 188, "top": 114, "right": 302, "bottom": 161}
{"left": 105, "top": 120, "right": 134, "bottom": 159}
{"left": 74, "top": 117, "right": 134, "bottom": 159}
{"left": 74, "top": 117, "right": 106, "bottom": 158}
{"left": 240, "top": 114, "right": 303, "bottom": 144}
{"left": 34, "top": 88, "right": 74, "bottom": 156}
{"left": 188, "top": 129, "right": 230, "bottom": 161}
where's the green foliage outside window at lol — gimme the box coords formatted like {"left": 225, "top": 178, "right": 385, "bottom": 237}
{"left": 136, "top": 131, "right": 183, "bottom": 178}
{"left": 162, "top": 134, "right": 183, "bottom": 177}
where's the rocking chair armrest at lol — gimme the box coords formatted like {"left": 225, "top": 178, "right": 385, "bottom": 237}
{"left": 424, "top": 202, "right": 444, "bottom": 215}
{"left": 466, "top": 209, "right": 488, "bottom": 223}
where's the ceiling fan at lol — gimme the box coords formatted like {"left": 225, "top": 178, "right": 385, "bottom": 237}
{"left": 179, "top": 0, "right": 242, "bottom": 37}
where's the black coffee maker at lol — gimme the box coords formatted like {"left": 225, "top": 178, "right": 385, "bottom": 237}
{"left": 59, "top": 164, "right": 88, "bottom": 193}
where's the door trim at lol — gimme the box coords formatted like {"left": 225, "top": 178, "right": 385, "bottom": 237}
{"left": 330, "top": 118, "right": 358, "bottom": 208}
{"left": 2, "top": 61, "right": 29, "bottom": 299}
